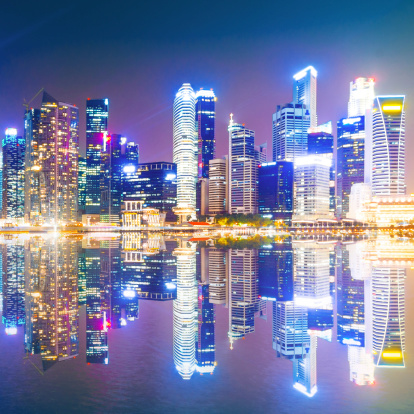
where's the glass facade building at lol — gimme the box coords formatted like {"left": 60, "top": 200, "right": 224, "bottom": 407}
{"left": 258, "top": 161, "right": 294, "bottom": 223}
{"left": 293, "top": 66, "right": 317, "bottom": 128}
{"left": 122, "top": 162, "right": 177, "bottom": 222}
{"left": 2, "top": 128, "right": 25, "bottom": 220}
{"left": 336, "top": 116, "right": 365, "bottom": 218}
{"left": 86, "top": 98, "right": 108, "bottom": 214}
{"left": 195, "top": 89, "right": 216, "bottom": 178}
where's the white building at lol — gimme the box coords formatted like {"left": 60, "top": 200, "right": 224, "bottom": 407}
{"left": 173, "top": 84, "right": 197, "bottom": 221}
{"left": 365, "top": 96, "right": 406, "bottom": 195}
{"left": 348, "top": 182, "right": 372, "bottom": 219}
{"left": 348, "top": 77, "right": 375, "bottom": 118}
{"left": 208, "top": 158, "right": 227, "bottom": 214}
{"left": 293, "top": 155, "right": 331, "bottom": 221}
{"left": 228, "top": 115, "right": 258, "bottom": 214}
{"left": 293, "top": 66, "right": 317, "bottom": 128}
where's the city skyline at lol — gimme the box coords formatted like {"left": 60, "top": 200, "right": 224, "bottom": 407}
{"left": 1, "top": 2, "right": 414, "bottom": 192}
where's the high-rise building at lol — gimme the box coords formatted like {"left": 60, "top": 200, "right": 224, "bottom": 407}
{"left": 293, "top": 66, "right": 317, "bottom": 128}
{"left": 255, "top": 143, "right": 267, "bottom": 164}
{"left": 125, "top": 141, "right": 139, "bottom": 166}
{"left": 196, "top": 178, "right": 209, "bottom": 215}
{"left": 258, "top": 161, "right": 294, "bottom": 223}
{"left": 228, "top": 115, "right": 258, "bottom": 214}
{"left": 2, "top": 128, "right": 25, "bottom": 221}
{"left": 365, "top": 96, "right": 406, "bottom": 195}
{"left": 24, "top": 108, "right": 41, "bottom": 223}
{"left": 35, "top": 92, "right": 79, "bottom": 224}
{"left": 336, "top": 116, "right": 365, "bottom": 218}
{"left": 207, "top": 248, "right": 227, "bottom": 305}
{"left": 208, "top": 158, "right": 227, "bottom": 214}
{"left": 122, "top": 162, "right": 177, "bottom": 222}
{"left": 0, "top": 152, "right": 3, "bottom": 215}
{"left": 86, "top": 98, "right": 108, "bottom": 215}
{"left": 272, "top": 103, "right": 310, "bottom": 162}
{"left": 173, "top": 84, "right": 197, "bottom": 221}
{"left": 307, "top": 124, "right": 335, "bottom": 214}
{"left": 78, "top": 156, "right": 87, "bottom": 218}
{"left": 195, "top": 89, "right": 216, "bottom": 178}
{"left": 293, "top": 155, "right": 331, "bottom": 220}
{"left": 348, "top": 77, "right": 375, "bottom": 118}
{"left": 100, "top": 134, "right": 130, "bottom": 224}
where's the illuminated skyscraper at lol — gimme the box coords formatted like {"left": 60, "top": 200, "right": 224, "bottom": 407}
{"left": 208, "top": 158, "right": 227, "bottom": 214}
{"left": 258, "top": 161, "right": 294, "bottom": 223}
{"left": 293, "top": 66, "right": 317, "bottom": 128}
{"left": 272, "top": 103, "right": 310, "bottom": 162}
{"left": 207, "top": 248, "right": 227, "bottom": 305}
{"left": 28, "top": 92, "right": 79, "bottom": 225}
{"left": 293, "top": 335, "right": 317, "bottom": 397}
{"left": 173, "top": 84, "right": 197, "bottom": 221}
{"left": 196, "top": 89, "right": 216, "bottom": 178}
{"left": 173, "top": 241, "right": 198, "bottom": 379}
{"left": 228, "top": 116, "right": 257, "bottom": 214}
{"left": 348, "top": 77, "right": 375, "bottom": 118}
{"left": 86, "top": 98, "right": 108, "bottom": 215}
{"left": 2, "top": 128, "right": 25, "bottom": 221}
{"left": 336, "top": 116, "right": 365, "bottom": 218}
{"left": 24, "top": 108, "right": 41, "bottom": 223}
{"left": 365, "top": 96, "right": 406, "bottom": 195}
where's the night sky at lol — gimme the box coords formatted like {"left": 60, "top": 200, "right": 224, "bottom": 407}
{"left": 1, "top": 0, "right": 414, "bottom": 190}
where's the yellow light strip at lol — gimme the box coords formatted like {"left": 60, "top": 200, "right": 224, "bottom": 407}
{"left": 382, "top": 105, "right": 401, "bottom": 111}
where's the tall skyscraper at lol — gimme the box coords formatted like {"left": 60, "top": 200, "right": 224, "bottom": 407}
{"left": 348, "top": 77, "right": 375, "bottom": 118}
{"left": 86, "top": 98, "right": 108, "bottom": 215}
{"left": 195, "top": 89, "right": 216, "bottom": 178}
{"left": 24, "top": 108, "right": 41, "bottom": 223}
{"left": 35, "top": 92, "right": 79, "bottom": 224}
{"left": 2, "top": 128, "right": 25, "bottom": 221}
{"left": 228, "top": 115, "right": 258, "bottom": 214}
{"left": 365, "top": 96, "right": 406, "bottom": 195}
{"left": 336, "top": 116, "right": 366, "bottom": 218}
{"left": 293, "top": 66, "right": 317, "bottom": 128}
{"left": 208, "top": 158, "right": 227, "bottom": 214}
{"left": 258, "top": 161, "right": 294, "bottom": 223}
{"left": 173, "top": 84, "right": 197, "bottom": 221}
{"left": 100, "top": 134, "right": 130, "bottom": 224}
{"left": 207, "top": 248, "right": 227, "bottom": 305}
{"left": 272, "top": 103, "right": 310, "bottom": 162}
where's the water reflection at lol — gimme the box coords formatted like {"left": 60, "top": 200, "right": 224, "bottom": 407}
{"left": 0, "top": 233, "right": 412, "bottom": 397}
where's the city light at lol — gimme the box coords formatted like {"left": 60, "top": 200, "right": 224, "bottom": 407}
{"left": 123, "top": 165, "right": 136, "bottom": 173}
{"left": 5, "top": 128, "right": 17, "bottom": 136}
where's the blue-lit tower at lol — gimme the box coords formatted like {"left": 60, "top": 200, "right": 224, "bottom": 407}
{"left": 258, "top": 161, "right": 294, "bottom": 223}
{"left": 195, "top": 89, "right": 216, "bottom": 178}
{"left": 2, "top": 128, "right": 25, "bottom": 221}
{"left": 86, "top": 98, "right": 108, "bottom": 215}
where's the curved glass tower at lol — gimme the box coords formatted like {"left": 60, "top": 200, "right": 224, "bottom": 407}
{"left": 173, "top": 84, "right": 197, "bottom": 221}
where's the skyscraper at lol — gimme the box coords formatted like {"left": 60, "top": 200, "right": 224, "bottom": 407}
{"left": 2, "top": 128, "right": 25, "bottom": 221}
{"left": 24, "top": 108, "right": 41, "bottom": 223}
{"left": 336, "top": 116, "right": 366, "bottom": 218}
{"left": 272, "top": 103, "right": 310, "bottom": 162}
{"left": 208, "top": 158, "right": 227, "bottom": 214}
{"left": 294, "top": 155, "right": 331, "bottom": 220}
{"left": 173, "top": 84, "right": 197, "bottom": 221}
{"left": 365, "top": 96, "right": 406, "bottom": 195}
{"left": 293, "top": 66, "right": 317, "bottom": 128}
{"left": 348, "top": 77, "right": 375, "bottom": 118}
{"left": 195, "top": 89, "right": 216, "bottom": 178}
{"left": 35, "top": 92, "right": 79, "bottom": 224}
{"left": 258, "top": 161, "right": 294, "bottom": 223}
{"left": 228, "top": 115, "right": 258, "bottom": 214}
{"left": 86, "top": 98, "right": 108, "bottom": 215}
{"left": 78, "top": 156, "right": 87, "bottom": 218}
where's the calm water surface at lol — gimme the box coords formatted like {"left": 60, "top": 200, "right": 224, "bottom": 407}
{"left": 0, "top": 234, "right": 413, "bottom": 413}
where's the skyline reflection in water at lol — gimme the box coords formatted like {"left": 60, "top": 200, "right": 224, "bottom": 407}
{"left": 0, "top": 233, "right": 413, "bottom": 413}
